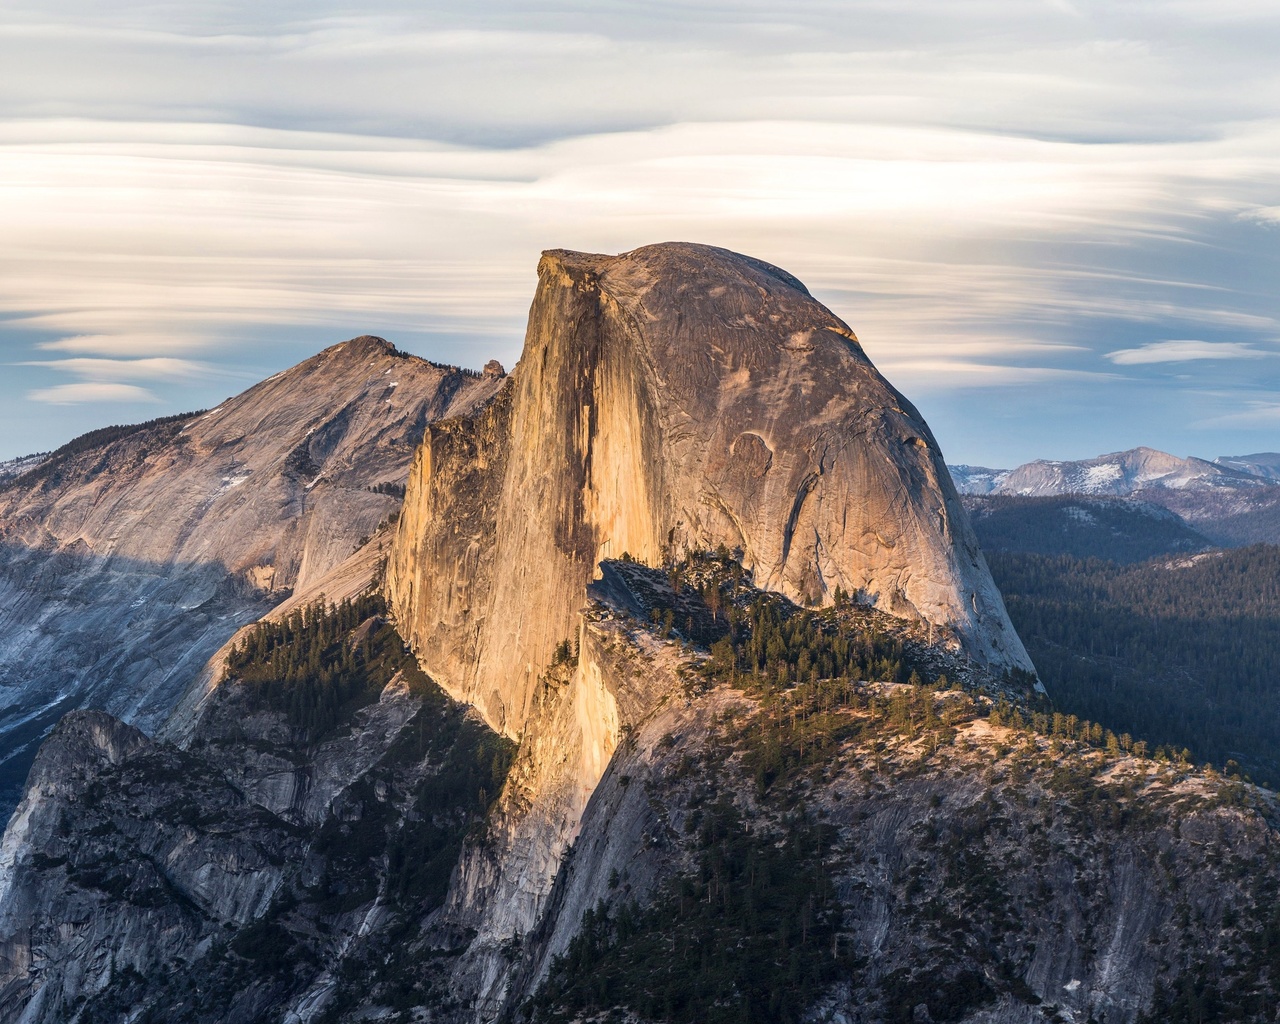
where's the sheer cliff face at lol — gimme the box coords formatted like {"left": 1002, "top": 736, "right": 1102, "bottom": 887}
{"left": 388, "top": 243, "right": 1032, "bottom": 736}
{"left": 0, "top": 336, "right": 503, "bottom": 810}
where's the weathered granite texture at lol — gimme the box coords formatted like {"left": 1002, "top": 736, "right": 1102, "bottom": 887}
{"left": 436, "top": 565, "right": 690, "bottom": 1017}
{"left": 0, "top": 337, "right": 503, "bottom": 811}
{"left": 0, "top": 246, "right": 1097, "bottom": 1024}
{"left": 387, "top": 243, "right": 1032, "bottom": 737}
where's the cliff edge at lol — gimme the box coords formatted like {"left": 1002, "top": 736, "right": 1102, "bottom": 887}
{"left": 387, "top": 243, "right": 1032, "bottom": 736}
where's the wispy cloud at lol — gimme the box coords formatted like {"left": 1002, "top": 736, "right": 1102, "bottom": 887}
{"left": 33, "top": 333, "right": 213, "bottom": 357}
{"left": 27, "top": 382, "right": 159, "bottom": 405}
{"left": 872, "top": 359, "right": 1115, "bottom": 391}
{"left": 1196, "top": 401, "right": 1280, "bottom": 427}
{"left": 19, "top": 357, "right": 220, "bottom": 381}
{"left": 1105, "top": 340, "right": 1274, "bottom": 364}
{"left": 1239, "top": 206, "right": 1280, "bottom": 225}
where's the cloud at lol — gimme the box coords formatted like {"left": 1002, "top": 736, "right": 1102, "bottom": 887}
{"left": 19, "top": 357, "right": 219, "bottom": 381}
{"left": 1241, "top": 206, "right": 1280, "bottom": 225}
{"left": 1104, "top": 340, "right": 1273, "bottom": 364}
{"left": 1196, "top": 401, "right": 1280, "bottom": 427}
{"left": 1, "top": 2, "right": 1278, "bottom": 149}
{"left": 0, "top": 117, "right": 1267, "bottom": 350}
{"left": 868, "top": 359, "right": 1115, "bottom": 391}
{"left": 33, "top": 334, "right": 212, "bottom": 356}
{"left": 27, "top": 382, "right": 159, "bottom": 404}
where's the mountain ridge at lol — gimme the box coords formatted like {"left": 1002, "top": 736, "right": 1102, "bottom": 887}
{"left": 951, "top": 445, "right": 1268, "bottom": 497}
{"left": 962, "top": 493, "right": 1214, "bottom": 563}
{"left": 0, "top": 335, "right": 504, "bottom": 812}
{"left": 951, "top": 446, "right": 1280, "bottom": 546}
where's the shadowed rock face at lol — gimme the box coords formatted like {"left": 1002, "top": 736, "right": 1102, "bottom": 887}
{"left": 0, "top": 710, "right": 305, "bottom": 1023}
{"left": 0, "top": 336, "right": 504, "bottom": 812}
{"left": 388, "top": 243, "right": 1032, "bottom": 736}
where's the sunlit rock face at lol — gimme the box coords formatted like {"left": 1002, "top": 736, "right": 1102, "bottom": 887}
{"left": 0, "top": 336, "right": 503, "bottom": 811}
{"left": 387, "top": 242, "right": 1032, "bottom": 736}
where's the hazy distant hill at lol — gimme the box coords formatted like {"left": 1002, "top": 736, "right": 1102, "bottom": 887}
{"left": 963, "top": 494, "right": 1212, "bottom": 563}
{"left": 948, "top": 464, "right": 1010, "bottom": 494}
{"left": 1216, "top": 452, "right": 1280, "bottom": 481}
{"left": 953, "top": 446, "right": 1262, "bottom": 497}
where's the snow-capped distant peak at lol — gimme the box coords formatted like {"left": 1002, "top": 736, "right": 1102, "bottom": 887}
{"left": 949, "top": 465, "right": 1011, "bottom": 495}
{"left": 950, "top": 446, "right": 1273, "bottom": 498}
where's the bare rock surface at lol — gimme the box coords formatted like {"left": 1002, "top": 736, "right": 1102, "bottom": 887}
{"left": 0, "top": 336, "right": 503, "bottom": 812}
{"left": 160, "top": 533, "right": 391, "bottom": 747}
{"left": 388, "top": 243, "right": 1031, "bottom": 738}
{"left": 0, "top": 607, "right": 479, "bottom": 1024}
{"left": 480, "top": 593, "right": 1280, "bottom": 1024}
{"left": 438, "top": 565, "right": 690, "bottom": 1016}
{"left": 0, "top": 709, "right": 306, "bottom": 1023}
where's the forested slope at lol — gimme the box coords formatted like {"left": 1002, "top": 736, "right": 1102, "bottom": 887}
{"left": 988, "top": 546, "right": 1280, "bottom": 785}
{"left": 963, "top": 494, "right": 1211, "bottom": 563}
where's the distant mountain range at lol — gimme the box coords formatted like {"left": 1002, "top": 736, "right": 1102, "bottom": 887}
{"left": 1215, "top": 452, "right": 1280, "bottom": 482}
{"left": 951, "top": 446, "right": 1280, "bottom": 547}
{"left": 950, "top": 445, "right": 1275, "bottom": 497}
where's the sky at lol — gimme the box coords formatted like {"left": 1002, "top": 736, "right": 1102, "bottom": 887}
{"left": 3, "top": 2, "right": 1280, "bottom": 467}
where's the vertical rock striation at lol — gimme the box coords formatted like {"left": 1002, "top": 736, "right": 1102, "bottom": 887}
{"left": 436, "top": 567, "right": 687, "bottom": 1015}
{"left": 388, "top": 243, "right": 1032, "bottom": 737}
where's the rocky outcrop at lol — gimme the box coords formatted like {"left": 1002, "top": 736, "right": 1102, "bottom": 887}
{"left": 0, "top": 710, "right": 306, "bottom": 1023}
{"left": 160, "top": 532, "right": 391, "bottom": 747}
{"left": 0, "top": 605, "right": 508, "bottom": 1024}
{"left": 516, "top": 666, "right": 1280, "bottom": 1024}
{"left": 437, "top": 562, "right": 690, "bottom": 1015}
{"left": 411, "top": 548, "right": 1015, "bottom": 1020}
{"left": 0, "top": 336, "right": 504, "bottom": 812}
{"left": 388, "top": 243, "right": 1031, "bottom": 738}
